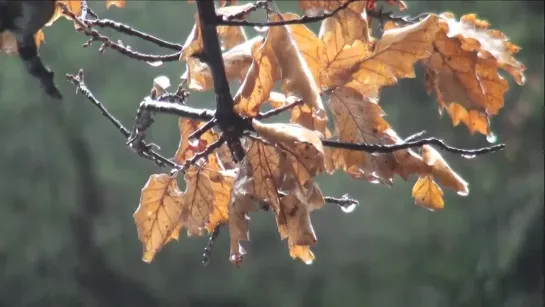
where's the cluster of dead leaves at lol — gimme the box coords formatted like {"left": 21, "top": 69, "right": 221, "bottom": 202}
{"left": 151, "top": 0, "right": 525, "bottom": 265}
{"left": 28, "top": 0, "right": 518, "bottom": 265}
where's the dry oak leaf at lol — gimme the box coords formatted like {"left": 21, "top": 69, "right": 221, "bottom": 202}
{"left": 441, "top": 13, "right": 526, "bottom": 85}
{"left": 228, "top": 212, "right": 249, "bottom": 266}
{"left": 234, "top": 139, "right": 283, "bottom": 215}
{"left": 252, "top": 119, "right": 325, "bottom": 187}
{"left": 328, "top": 87, "right": 398, "bottom": 183}
{"left": 346, "top": 14, "right": 440, "bottom": 98}
{"left": 233, "top": 33, "right": 279, "bottom": 116}
{"left": 174, "top": 119, "right": 221, "bottom": 170}
{"left": 276, "top": 194, "right": 317, "bottom": 264}
{"left": 181, "top": 167, "right": 215, "bottom": 236}
{"left": 134, "top": 174, "right": 184, "bottom": 263}
{"left": 205, "top": 170, "right": 236, "bottom": 233}
{"left": 412, "top": 176, "right": 444, "bottom": 210}
{"left": 180, "top": 5, "right": 248, "bottom": 61}
{"left": 235, "top": 13, "right": 325, "bottom": 119}
{"left": 421, "top": 145, "right": 469, "bottom": 196}
{"left": 422, "top": 13, "right": 526, "bottom": 135}
{"left": 183, "top": 36, "right": 261, "bottom": 92}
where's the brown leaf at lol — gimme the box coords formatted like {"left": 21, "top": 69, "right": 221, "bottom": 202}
{"left": 234, "top": 139, "right": 283, "bottom": 215}
{"left": 105, "top": 0, "right": 126, "bottom": 9}
{"left": 252, "top": 120, "right": 325, "bottom": 186}
{"left": 181, "top": 167, "right": 215, "bottom": 236}
{"left": 421, "top": 145, "right": 469, "bottom": 196}
{"left": 347, "top": 14, "right": 441, "bottom": 98}
{"left": 205, "top": 170, "right": 236, "bottom": 233}
{"left": 328, "top": 87, "right": 397, "bottom": 183}
{"left": 422, "top": 13, "right": 526, "bottom": 135}
{"left": 412, "top": 176, "right": 444, "bottom": 210}
{"left": 174, "top": 119, "right": 221, "bottom": 170}
{"left": 133, "top": 174, "right": 184, "bottom": 263}
{"left": 233, "top": 34, "right": 278, "bottom": 116}
{"left": 228, "top": 212, "right": 249, "bottom": 266}
{"left": 183, "top": 36, "right": 261, "bottom": 92}
{"left": 276, "top": 194, "right": 317, "bottom": 264}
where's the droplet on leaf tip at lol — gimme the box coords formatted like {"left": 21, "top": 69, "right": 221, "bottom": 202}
{"left": 304, "top": 259, "right": 314, "bottom": 265}
{"left": 341, "top": 203, "right": 357, "bottom": 213}
{"left": 147, "top": 61, "right": 163, "bottom": 67}
{"left": 486, "top": 132, "right": 497, "bottom": 144}
{"left": 457, "top": 189, "right": 469, "bottom": 197}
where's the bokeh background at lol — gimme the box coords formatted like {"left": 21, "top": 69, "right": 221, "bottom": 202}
{"left": 0, "top": 1, "right": 543, "bottom": 307}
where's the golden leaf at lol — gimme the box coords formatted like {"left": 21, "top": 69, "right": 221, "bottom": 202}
{"left": 183, "top": 36, "right": 261, "bottom": 92}
{"left": 412, "top": 176, "right": 444, "bottom": 210}
{"left": 421, "top": 145, "right": 469, "bottom": 196}
{"left": 276, "top": 194, "right": 317, "bottom": 264}
{"left": 234, "top": 139, "right": 283, "bottom": 215}
{"left": 205, "top": 170, "right": 236, "bottom": 233}
{"left": 133, "top": 174, "right": 184, "bottom": 263}
{"left": 328, "top": 87, "right": 397, "bottom": 182}
{"left": 181, "top": 167, "right": 215, "bottom": 236}
{"left": 233, "top": 34, "right": 278, "bottom": 116}
{"left": 252, "top": 119, "right": 325, "bottom": 186}
{"left": 347, "top": 14, "right": 441, "bottom": 98}
{"left": 422, "top": 13, "right": 526, "bottom": 135}
{"left": 174, "top": 119, "right": 221, "bottom": 170}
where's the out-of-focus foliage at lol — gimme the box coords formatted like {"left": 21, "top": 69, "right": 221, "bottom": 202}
{"left": 0, "top": 1, "right": 542, "bottom": 307}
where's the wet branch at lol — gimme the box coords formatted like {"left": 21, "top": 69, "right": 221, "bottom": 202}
{"left": 322, "top": 138, "right": 505, "bottom": 156}
{"left": 85, "top": 18, "right": 183, "bottom": 51}
{"left": 214, "top": 0, "right": 359, "bottom": 27}
{"left": 59, "top": 3, "right": 181, "bottom": 62}
{"left": 65, "top": 70, "right": 181, "bottom": 170}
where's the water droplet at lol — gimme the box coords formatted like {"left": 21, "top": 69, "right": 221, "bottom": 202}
{"left": 304, "top": 259, "right": 314, "bottom": 265}
{"left": 461, "top": 154, "right": 476, "bottom": 159}
{"left": 457, "top": 189, "right": 470, "bottom": 197}
{"left": 341, "top": 203, "right": 357, "bottom": 213}
{"left": 486, "top": 132, "right": 497, "bottom": 144}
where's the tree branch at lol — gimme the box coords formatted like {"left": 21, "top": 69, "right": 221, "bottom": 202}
{"left": 65, "top": 70, "right": 182, "bottom": 170}
{"left": 256, "top": 98, "right": 304, "bottom": 120}
{"left": 214, "top": 0, "right": 358, "bottom": 27}
{"left": 86, "top": 19, "right": 183, "bottom": 51}
{"left": 59, "top": 3, "right": 181, "bottom": 62}
{"left": 322, "top": 138, "right": 505, "bottom": 156}
{"left": 196, "top": 0, "right": 248, "bottom": 162}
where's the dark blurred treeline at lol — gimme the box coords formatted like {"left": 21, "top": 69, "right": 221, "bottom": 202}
{"left": 0, "top": 1, "right": 542, "bottom": 307}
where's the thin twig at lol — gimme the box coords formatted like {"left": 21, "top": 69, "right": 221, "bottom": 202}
{"left": 202, "top": 224, "right": 222, "bottom": 267}
{"left": 86, "top": 19, "right": 183, "bottom": 51}
{"left": 256, "top": 98, "right": 304, "bottom": 120}
{"left": 59, "top": 2, "right": 181, "bottom": 62}
{"left": 324, "top": 195, "right": 359, "bottom": 211}
{"left": 215, "top": 0, "right": 358, "bottom": 26}
{"left": 139, "top": 99, "right": 214, "bottom": 122}
{"left": 188, "top": 118, "right": 218, "bottom": 141}
{"left": 65, "top": 70, "right": 181, "bottom": 170}
{"left": 322, "top": 138, "right": 505, "bottom": 156}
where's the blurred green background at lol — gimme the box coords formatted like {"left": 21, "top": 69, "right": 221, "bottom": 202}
{"left": 0, "top": 1, "right": 543, "bottom": 306}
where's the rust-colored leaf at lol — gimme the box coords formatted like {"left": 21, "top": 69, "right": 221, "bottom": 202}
{"left": 181, "top": 167, "right": 215, "bottom": 236}
{"left": 347, "top": 14, "right": 440, "bottom": 98}
{"left": 174, "top": 119, "right": 221, "bottom": 170}
{"left": 134, "top": 174, "right": 184, "bottom": 263}
{"left": 412, "top": 176, "right": 444, "bottom": 210}
{"left": 422, "top": 13, "right": 526, "bottom": 135}
{"left": 276, "top": 194, "right": 317, "bottom": 264}
{"left": 252, "top": 120, "right": 325, "bottom": 186}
